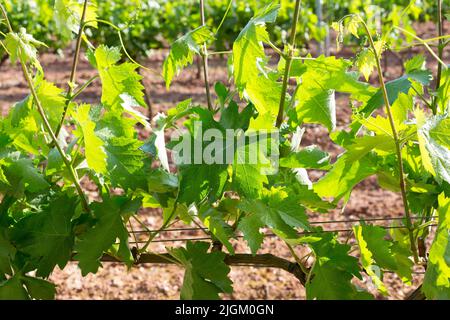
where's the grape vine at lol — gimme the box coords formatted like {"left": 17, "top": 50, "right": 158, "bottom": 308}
{"left": 0, "top": 0, "right": 449, "bottom": 300}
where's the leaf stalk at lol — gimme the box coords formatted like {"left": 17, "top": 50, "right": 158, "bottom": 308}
{"left": 200, "top": 0, "right": 213, "bottom": 111}
{"left": 275, "top": 0, "right": 302, "bottom": 128}
{"left": 55, "top": 0, "right": 89, "bottom": 138}
{"left": 359, "top": 17, "right": 419, "bottom": 263}
{"left": 432, "top": 0, "right": 444, "bottom": 114}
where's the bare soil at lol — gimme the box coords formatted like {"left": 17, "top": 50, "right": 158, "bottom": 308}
{"left": 0, "top": 21, "right": 448, "bottom": 300}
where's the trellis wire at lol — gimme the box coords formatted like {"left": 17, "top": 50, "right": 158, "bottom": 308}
{"left": 127, "top": 215, "right": 435, "bottom": 235}
{"left": 125, "top": 223, "right": 437, "bottom": 244}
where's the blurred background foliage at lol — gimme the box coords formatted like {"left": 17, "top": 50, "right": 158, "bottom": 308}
{"left": 0, "top": 0, "right": 444, "bottom": 62}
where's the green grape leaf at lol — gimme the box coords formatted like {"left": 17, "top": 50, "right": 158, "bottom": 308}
{"left": 307, "top": 232, "right": 372, "bottom": 300}
{"left": 104, "top": 136, "right": 147, "bottom": 189}
{"left": 215, "top": 82, "right": 228, "bottom": 107}
{"left": 0, "top": 273, "right": 29, "bottom": 300}
{"left": 96, "top": 110, "right": 139, "bottom": 141}
{"left": 22, "top": 276, "right": 56, "bottom": 300}
{"left": 172, "top": 108, "right": 229, "bottom": 205}
{"left": 416, "top": 110, "right": 450, "bottom": 184}
{"left": 119, "top": 93, "right": 150, "bottom": 128}
{"left": 10, "top": 194, "right": 77, "bottom": 277}
{"left": 294, "top": 56, "right": 374, "bottom": 131}
{"left": 4, "top": 28, "right": 46, "bottom": 67}
{"left": 237, "top": 213, "right": 265, "bottom": 254}
{"left": 169, "top": 241, "right": 233, "bottom": 300}
{"left": 245, "top": 75, "right": 283, "bottom": 129}
{"left": 391, "top": 92, "right": 412, "bottom": 127}
{"left": 0, "top": 228, "right": 15, "bottom": 276}
{"left": 293, "top": 184, "right": 335, "bottom": 213}
{"left": 404, "top": 55, "right": 426, "bottom": 73}
{"left": 360, "top": 69, "right": 432, "bottom": 117}
{"left": 354, "top": 225, "right": 389, "bottom": 295}
{"left": 437, "top": 68, "right": 449, "bottom": 111}
{"left": 356, "top": 40, "right": 384, "bottom": 81}
{"left": 430, "top": 118, "right": 450, "bottom": 149}
{"left": 358, "top": 225, "right": 401, "bottom": 269}
{"left": 280, "top": 146, "right": 331, "bottom": 169}
{"left": 423, "top": 194, "right": 450, "bottom": 299}
{"left": 342, "top": 135, "right": 395, "bottom": 161}
{"left": 297, "top": 87, "right": 336, "bottom": 131}
{"left": 198, "top": 207, "right": 234, "bottom": 254}
{"left": 46, "top": 147, "right": 65, "bottom": 176}
{"left": 0, "top": 272, "right": 55, "bottom": 300}
{"left": 219, "top": 101, "right": 254, "bottom": 131}
{"left": 390, "top": 242, "right": 414, "bottom": 283}
{"left": 74, "top": 196, "right": 134, "bottom": 275}
{"left": 314, "top": 151, "right": 378, "bottom": 203}
{"left": 151, "top": 113, "right": 170, "bottom": 172}
{"left": 356, "top": 48, "right": 377, "bottom": 81}
{"left": 164, "top": 99, "right": 194, "bottom": 125}
{"left": 72, "top": 104, "right": 107, "bottom": 174}
{"left": 233, "top": 2, "right": 279, "bottom": 91}
{"left": 161, "top": 199, "right": 189, "bottom": 226}
{"left": 306, "top": 263, "right": 372, "bottom": 300}
{"left": 310, "top": 232, "right": 361, "bottom": 276}
{"left": 232, "top": 139, "right": 270, "bottom": 198}
{"left": 278, "top": 57, "right": 307, "bottom": 77}
{"left": 147, "top": 169, "right": 178, "bottom": 193}
{"left": 178, "top": 164, "right": 228, "bottom": 205}
{"left": 8, "top": 76, "right": 66, "bottom": 136}
{"left": 10, "top": 96, "right": 32, "bottom": 128}
{"left": 89, "top": 45, "right": 146, "bottom": 110}
{"left": 32, "top": 79, "right": 66, "bottom": 131}
{"left": 238, "top": 187, "right": 309, "bottom": 254}
{"left": 0, "top": 158, "right": 50, "bottom": 196}
{"left": 346, "top": 16, "right": 361, "bottom": 38}
{"left": 355, "top": 224, "right": 413, "bottom": 292}
{"left": 54, "top": 0, "right": 97, "bottom": 40}
{"left": 163, "top": 26, "right": 214, "bottom": 88}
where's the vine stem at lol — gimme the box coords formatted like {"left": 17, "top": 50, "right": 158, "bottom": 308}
{"left": 275, "top": 0, "right": 302, "bottom": 128}
{"left": 139, "top": 199, "right": 180, "bottom": 253}
{"left": 395, "top": 26, "right": 447, "bottom": 68}
{"left": 432, "top": 0, "right": 444, "bottom": 114}
{"left": 68, "top": 75, "right": 99, "bottom": 102}
{"left": 411, "top": 86, "right": 433, "bottom": 110}
{"left": 200, "top": 0, "right": 213, "bottom": 111}
{"left": 285, "top": 242, "right": 309, "bottom": 275}
{"left": 393, "top": 34, "right": 450, "bottom": 51}
{"left": 128, "top": 221, "right": 140, "bottom": 252}
{"left": 359, "top": 17, "right": 419, "bottom": 263}
{"left": 208, "top": 50, "right": 232, "bottom": 55}
{"left": 215, "top": 0, "right": 233, "bottom": 35}
{"left": 266, "top": 39, "right": 285, "bottom": 58}
{"left": 84, "top": 18, "right": 161, "bottom": 77}
{"left": 55, "top": 0, "right": 89, "bottom": 138}
{"left": 101, "top": 253, "right": 308, "bottom": 285}
{"left": 0, "top": 3, "right": 11, "bottom": 31}
{"left": 305, "top": 253, "right": 315, "bottom": 285}
{"left": 0, "top": 3, "right": 90, "bottom": 213}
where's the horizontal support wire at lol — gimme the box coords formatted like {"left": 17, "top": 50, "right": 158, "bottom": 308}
{"left": 128, "top": 215, "right": 433, "bottom": 234}
{"left": 125, "top": 223, "right": 437, "bottom": 244}
{"left": 98, "top": 217, "right": 434, "bottom": 294}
